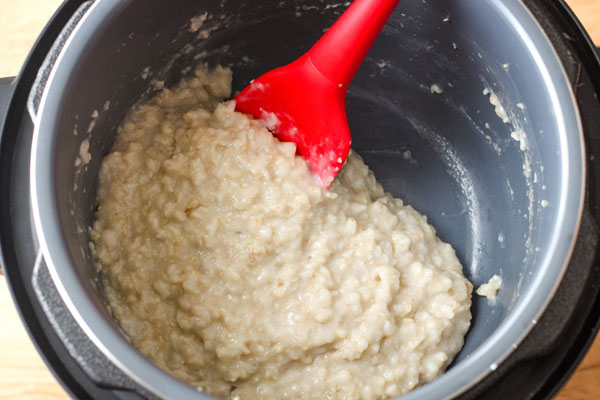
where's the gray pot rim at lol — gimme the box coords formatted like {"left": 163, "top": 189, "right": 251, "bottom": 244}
{"left": 30, "top": 0, "right": 586, "bottom": 399}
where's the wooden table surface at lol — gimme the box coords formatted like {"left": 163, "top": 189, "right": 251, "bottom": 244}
{"left": 1, "top": 0, "right": 599, "bottom": 399}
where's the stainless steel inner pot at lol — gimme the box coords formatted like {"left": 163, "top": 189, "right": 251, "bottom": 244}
{"left": 29, "top": 0, "right": 585, "bottom": 399}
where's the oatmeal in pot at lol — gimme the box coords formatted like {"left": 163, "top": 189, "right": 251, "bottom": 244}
{"left": 90, "top": 66, "right": 473, "bottom": 400}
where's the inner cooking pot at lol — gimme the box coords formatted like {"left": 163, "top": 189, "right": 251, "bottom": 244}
{"left": 30, "top": 0, "right": 585, "bottom": 399}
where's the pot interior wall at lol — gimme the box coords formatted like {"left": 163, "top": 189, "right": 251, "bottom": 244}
{"left": 53, "top": 0, "right": 565, "bottom": 386}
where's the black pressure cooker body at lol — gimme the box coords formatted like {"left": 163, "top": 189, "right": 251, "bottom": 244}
{"left": 1, "top": 1, "right": 600, "bottom": 399}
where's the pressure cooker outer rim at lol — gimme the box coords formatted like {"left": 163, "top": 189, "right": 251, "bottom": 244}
{"left": 0, "top": 0, "right": 115, "bottom": 398}
{"left": 28, "top": 1, "right": 586, "bottom": 400}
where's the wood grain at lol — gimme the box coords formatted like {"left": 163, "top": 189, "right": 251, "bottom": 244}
{"left": 0, "top": 0, "right": 64, "bottom": 77}
{"left": 0, "top": 1, "right": 598, "bottom": 399}
{"left": 0, "top": 280, "right": 67, "bottom": 400}
{"left": 566, "top": 0, "right": 600, "bottom": 45}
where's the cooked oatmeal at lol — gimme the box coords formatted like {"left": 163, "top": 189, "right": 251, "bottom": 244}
{"left": 476, "top": 275, "right": 503, "bottom": 299}
{"left": 90, "top": 66, "right": 473, "bottom": 399}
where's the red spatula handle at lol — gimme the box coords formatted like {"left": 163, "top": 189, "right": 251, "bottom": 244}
{"left": 306, "top": 0, "right": 401, "bottom": 87}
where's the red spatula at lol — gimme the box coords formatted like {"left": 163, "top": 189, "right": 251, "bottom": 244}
{"left": 234, "top": 0, "right": 400, "bottom": 187}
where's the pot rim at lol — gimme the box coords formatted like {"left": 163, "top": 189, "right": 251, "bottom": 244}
{"left": 29, "top": 0, "right": 586, "bottom": 399}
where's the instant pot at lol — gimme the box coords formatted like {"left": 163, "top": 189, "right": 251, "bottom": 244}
{"left": 1, "top": 0, "right": 600, "bottom": 399}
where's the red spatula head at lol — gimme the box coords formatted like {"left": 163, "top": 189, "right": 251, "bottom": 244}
{"left": 235, "top": 56, "right": 351, "bottom": 187}
{"left": 235, "top": 0, "right": 400, "bottom": 187}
